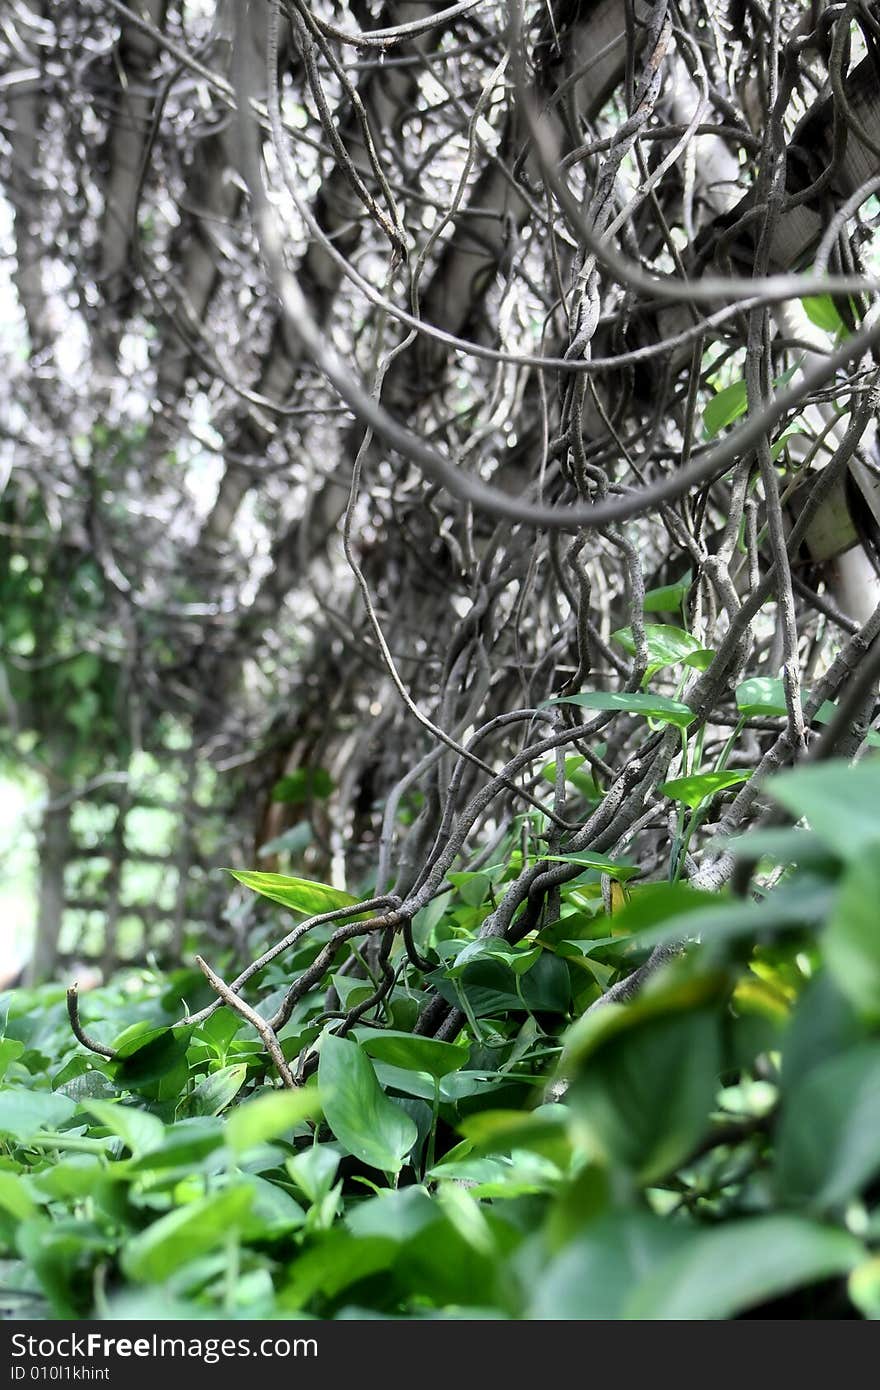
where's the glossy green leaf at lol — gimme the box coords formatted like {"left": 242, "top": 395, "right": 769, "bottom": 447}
{"left": 189, "top": 1063, "right": 249, "bottom": 1117}
{"left": 225, "top": 1087, "right": 319, "bottom": 1155}
{"left": 567, "top": 1006, "right": 721, "bottom": 1181}
{"left": 659, "top": 770, "right": 751, "bottom": 810}
{"left": 736, "top": 676, "right": 788, "bottom": 717}
{"left": 548, "top": 691, "right": 695, "bottom": 729}
{"left": 283, "top": 1231, "right": 397, "bottom": 1307}
{"left": 643, "top": 573, "right": 692, "bottom": 613}
{"left": 110, "top": 1025, "right": 192, "bottom": 1089}
{"left": 849, "top": 1257, "right": 880, "bottom": 1317}
{"left": 318, "top": 1034, "right": 417, "bottom": 1175}
{"left": 0, "top": 1089, "right": 76, "bottom": 1139}
{"left": 227, "top": 869, "right": 359, "bottom": 916}
{"left": 802, "top": 294, "right": 846, "bottom": 335}
{"left": 824, "top": 856, "right": 880, "bottom": 1021}
{"left": 345, "top": 1186, "right": 438, "bottom": 1242}
{"left": 626, "top": 1216, "right": 861, "bottom": 1318}
{"left": 777, "top": 1041, "right": 880, "bottom": 1208}
{"left": 82, "top": 1100, "right": 164, "bottom": 1157}
{"left": 542, "top": 850, "right": 640, "bottom": 881}
{"left": 0, "top": 1172, "right": 37, "bottom": 1221}
{"left": 737, "top": 680, "right": 880, "bottom": 746}
{"left": 767, "top": 759, "right": 880, "bottom": 860}
{"left": 121, "top": 1185, "right": 254, "bottom": 1283}
{"left": 0, "top": 1040, "right": 24, "bottom": 1082}
{"left": 355, "top": 1029, "right": 468, "bottom": 1080}
{"left": 529, "top": 1211, "right": 688, "bottom": 1319}
{"left": 612, "top": 623, "right": 713, "bottom": 675}
{"left": 703, "top": 379, "right": 748, "bottom": 438}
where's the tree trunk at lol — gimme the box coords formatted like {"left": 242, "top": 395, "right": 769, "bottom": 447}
{"left": 27, "top": 798, "right": 72, "bottom": 985}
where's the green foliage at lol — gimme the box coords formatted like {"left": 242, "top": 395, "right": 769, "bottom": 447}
{"left": 4, "top": 754, "right": 880, "bottom": 1319}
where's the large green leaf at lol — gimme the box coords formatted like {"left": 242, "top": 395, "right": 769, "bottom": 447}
{"left": 625, "top": 1216, "right": 861, "bottom": 1318}
{"left": 0, "top": 1089, "right": 76, "bottom": 1140}
{"left": 824, "top": 856, "right": 880, "bottom": 1021}
{"left": 82, "top": 1100, "right": 164, "bottom": 1157}
{"left": 643, "top": 573, "right": 692, "bottom": 614}
{"left": 109, "top": 1025, "right": 192, "bottom": 1093}
{"left": 736, "top": 677, "right": 880, "bottom": 745}
{"left": 567, "top": 1006, "right": 721, "bottom": 1181}
{"left": 612, "top": 623, "right": 713, "bottom": 675}
{"left": 355, "top": 1029, "right": 468, "bottom": 1080}
{"left": 0, "top": 1040, "right": 24, "bottom": 1082}
{"left": 318, "top": 1034, "right": 417, "bottom": 1175}
{"left": 0, "top": 1172, "right": 37, "bottom": 1222}
{"left": 776, "top": 1041, "right": 880, "bottom": 1208}
{"left": 529, "top": 1210, "right": 688, "bottom": 1319}
{"left": 227, "top": 869, "right": 358, "bottom": 917}
{"left": 189, "top": 1063, "right": 249, "bottom": 1117}
{"left": 225, "top": 1087, "right": 319, "bottom": 1155}
{"left": 283, "top": 1231, "right": 397, "bottom": 1307}
{"left": 767, "top": 759, "right": 880, "bottom": 860}
{"left": 121, "top": 1185, "right": 254, "bottom": 1283}
{"left": 802, "top": 294, "right": 846, "bottom": 335}
{"left": 659, "top": 770, "right": 751, "bottom": 810}
{"left": 549, "top": 691, "right": 695, "bottom": 729}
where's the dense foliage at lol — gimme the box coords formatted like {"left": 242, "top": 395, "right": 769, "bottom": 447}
{"left": 5, "top": 0, "right": 880, "bottom": 1325}
{"left": 3, "top": 752, "right": 880, "bottom": 1320}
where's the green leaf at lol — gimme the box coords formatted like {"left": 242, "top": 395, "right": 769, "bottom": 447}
{"left": 0, "top": 1040, "right": 24, "bottom": 1082}
{"left": 767, "top": 759, "right": 880, "bottom": 860}
{"left": 318, "top": 1034, "right": 417, "bottom": 1175}
{"left": 529, "top": 1211, "right": 688, "bottom": 1319}
{"left": 121, "top": 1184, "right": 254, "bottom": 1283}
{"left": 849, "top": 1257, "right": 880, "bottom": 1317}
{"left": 283, "top": 1231, "right": 397, "bottom": 1307}
{"left": 541, "top": 850, "right": 640, "bottom": 881}
{"left": 625, "top": 1216, "right": 861, "bottom": 1319}
{"left": 458, "top": 1105, "right": 571, "bottom": 1164}
{"left": 239, "top": 1174, "right": 305, "bottom": 1239}
{"left": 189, "top": 1063, "right": 249, "bottom": 1116}
{"left": 703, "top": 379, "right": 748, "bottom": 438}
{"left": 110, "top": 1026, "right": 193, "bottom": 1089}
{"left": 737, "top": 679, "right": 880, "bottom": 746}
{"left": 567, "top": 1006, "right": 721, "bottom": 1181}
{"left": 227, "top": 870, "right": 359, "bottom": 917}
{"left": 643, "top": 573, "right": 692, "bottom": 614}
{"left": 824, "top": 856, "right": 880, "bottom": 1021}
{"left": 447, "top": 871, "right": 493, "bottom": 907}
{"left": 355, "top": 1029, "right": 469, "bottom": 1080}
{"left": 82, "top": 1100, "right": 164, "bottom": 1157}
{"left": 271, "top": 767, "right": 333, "bottom": 804}
{"left": 659, "top": 770, "right": 751, "bottom": 810}
{"left": 776, "top": 1041, "right": 880, "bottom": 1209}
{"left": 612, "top": 623, "right": 713, "bottom": 676}
{"left": 802, "top": 294, "right": 846, "bottom": 335}
{"left": 736, "top": 676, "right": 788, "bottom": 717}
{"left": 225, "top": 1087, "right": 319, "bottom": 1155}
{"left": 520, "top": 951, "right": 571, "bottom": 1013}
{"left": 548, "top": 691, "right": 695, "bottom": 730}
{"left": 125, "top": 1118, "right": 225, "bottom": 1173}
{"left": 0, "top": 1089, "right": 76, "bottom": 1139}
{"left": 286, "top": 1144, "right": 341, "bottom": 1205}
{"left": 345, "top": 1186, "right": 439, "bottom": 1242}
{"left": 0, "top": 1172, "right": 37, "bottom": 1221}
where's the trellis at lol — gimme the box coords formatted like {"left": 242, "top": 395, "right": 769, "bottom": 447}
{"left": 43, "top": 742, "right": 233, "bottom": 980}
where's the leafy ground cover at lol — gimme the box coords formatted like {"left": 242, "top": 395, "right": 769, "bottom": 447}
{"left": 2, "top": 755, "right": 880, "bottom": 1320}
